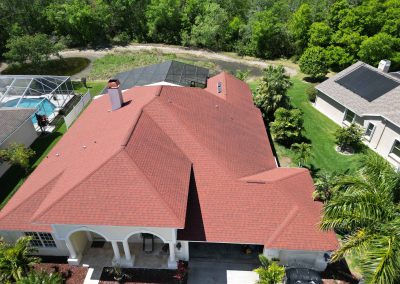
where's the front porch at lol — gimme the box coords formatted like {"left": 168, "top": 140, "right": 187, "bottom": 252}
{"left": 65, "top": 230, "right": 177, "bottom": 269}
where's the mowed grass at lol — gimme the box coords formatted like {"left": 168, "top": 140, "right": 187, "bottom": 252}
{"left": 72, "top": 80, "right": 107, "bottom": 98}
{"left": 249, "top": 78, "right": 363, "bottom": 174}
{"left": 89, "top": 50, "right": 217, "bottom": 80}
{"left": 288, "top": 78, "right": 362, "bottom": 173}
{"left": 1, "top": 57, "right": 90, "bottom": 76}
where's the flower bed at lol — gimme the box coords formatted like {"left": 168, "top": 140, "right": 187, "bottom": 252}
{"left": 34, "top": 263, "right": 88, "bottom": 284}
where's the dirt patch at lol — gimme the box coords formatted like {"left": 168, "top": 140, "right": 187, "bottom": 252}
{"left": 279, "top": 156, "right": 293, "bottom": 167}
{"left": 34, "top": 263, "right": 88, "bottom": 284}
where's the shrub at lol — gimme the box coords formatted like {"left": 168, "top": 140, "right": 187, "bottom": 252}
{"left": 254, "top": 255, "right": 285, "bottom": 284}
{"left": 291, "top": 142, "right": 312, "bottom": 167}
{"left": 270, "top": 108, "right": 304, "bottom": 146}
{"left": 299, "top": 46, "right": 328, "bottom": 80}
{"left": 335, "top": 123, "right": 363, "bottom": 152}
{"left": 306, "top": 85, "right": 317, "bottom": 102}
{"left": 0, "top": 143, "right": 35, "bottom": 170}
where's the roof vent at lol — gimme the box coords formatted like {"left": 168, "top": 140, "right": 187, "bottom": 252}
{"left": 217, "top": 81, "right": 222, "bottom": 93}
{"left": 107, "top": 79, "right": 124, "bottom": 110}
{"left": 378, "top": 60, "right": 391, "bottom": 73}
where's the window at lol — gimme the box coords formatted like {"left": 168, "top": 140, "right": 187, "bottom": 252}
{"left": 24, "top": 232, "right": 56, "bottom": 248}
{"left": 364, "top": 123, "right": 375, "bottom": 138}
{"left": 390, "top": 140, "right": 400, "bottom": 158}
{"left": 344, "top": 109, "right": 356, "bottom": 123}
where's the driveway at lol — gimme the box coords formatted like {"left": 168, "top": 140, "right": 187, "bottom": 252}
{"left": 187, "top": 243, "right": 261, "bottom": 284}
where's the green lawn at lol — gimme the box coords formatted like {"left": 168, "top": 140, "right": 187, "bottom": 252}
{"left": 89, "top": 51, "right": 217, "bottom": 80}
{"left": 72, "top": 80, "right": 107, "bottom": 98}
{"left": 1, "top": 57, "right": 90, "bottom": 76}
{"left": 249, "top": 78, "right": 363, "bottom": 174}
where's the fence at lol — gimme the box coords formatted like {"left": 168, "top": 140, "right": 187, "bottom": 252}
{"left": 64, "top": 91, "right": 91, "bottom": 129}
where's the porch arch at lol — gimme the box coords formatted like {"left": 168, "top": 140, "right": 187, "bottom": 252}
{"left": 123, "top": 230, "right": 168, "bottom": 243}
{"left": 66, "top": 227, "right": 109, "bottom": 242}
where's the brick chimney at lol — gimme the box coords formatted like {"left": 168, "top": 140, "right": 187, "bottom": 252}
{"left": 107, "top": 79, "right": 123, "bottom": 110}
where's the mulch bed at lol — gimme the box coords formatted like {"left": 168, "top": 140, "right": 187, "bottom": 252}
{"left": 99, "top": 267, "right": 187, "bottom": 284}
{"left": 34, "top": 263, "right": 88, "bottom": 284}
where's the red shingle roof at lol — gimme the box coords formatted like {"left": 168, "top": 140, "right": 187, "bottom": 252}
{"left": 0, "top": 72, "right": 337, "bottom": 251}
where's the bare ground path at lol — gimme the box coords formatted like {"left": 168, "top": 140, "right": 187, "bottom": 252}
{"left": 59, "top": 43, "right": 298, "bottom": 79}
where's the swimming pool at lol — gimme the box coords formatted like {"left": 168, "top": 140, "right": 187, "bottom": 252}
{"left": 3, "top": 98, "right": 56, "bottom": 124}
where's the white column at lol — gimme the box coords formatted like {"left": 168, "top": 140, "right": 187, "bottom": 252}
{"left": 123, "top": 240, "right": 131, "bottom": 261}
{"left": 65, "top": 238, "right": 77, "bottom": 259}
{"left": 111, "top": 241, "right": 121, "bottom": 260}
{"left": 169, "top": 242, "right": 176, "bottom": 262}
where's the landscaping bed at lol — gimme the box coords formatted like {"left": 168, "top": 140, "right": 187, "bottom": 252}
{"left": 34, "top": 263, "right": 88, "bottom": 284}
{"left": 99, "top": 267, "right": 187, "bottom": 284}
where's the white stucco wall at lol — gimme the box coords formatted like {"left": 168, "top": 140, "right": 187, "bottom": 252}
{"left": 315, "top": 92, "right": 346, "bottom": 126}
{"left": 175, "top": 241, "right": 189, "bottom": 261}
{"left": 70, "top": 231, "right": 88, "bottom": 256}
{"left": 263, "top": 248, "right": 330, "bottom": 271}
{"left": 0, "top": 119, "right": 38, "bottom": 177}
{"left": 52, "top": 224, "right": 177, "bottom": 243}
{"left": 0, "top": 230, "right": 69, "bottom": 256}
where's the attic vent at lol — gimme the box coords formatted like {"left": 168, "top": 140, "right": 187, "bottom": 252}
{"left": 217, "top": 81, "right": 222, "bottom": 93}
{"left": 246, "top": 180, "right": 266, "bottom": 184}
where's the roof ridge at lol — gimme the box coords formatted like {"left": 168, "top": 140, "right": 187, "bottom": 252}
{"left": 240, "top": 168, "right": 308, "bottom": 183}
{"left": 0, "top": 172, "right": 64, "bottom": 222}
{"left": 122, "top": 149, "right": 182, "bottom": 226}
{"left": 265, "top": 205, "right": 299, "bottom": 247}
{"left": 30, "top": 148, "right": 124, "bottom": 223}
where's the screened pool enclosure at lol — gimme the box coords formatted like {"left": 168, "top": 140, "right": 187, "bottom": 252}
{"left": 0, "top": 75, "right": 75, "bottom": 123}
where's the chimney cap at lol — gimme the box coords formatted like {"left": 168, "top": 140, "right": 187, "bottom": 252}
{"left": 107, "top": 79, "right": 121, "bottom": 89}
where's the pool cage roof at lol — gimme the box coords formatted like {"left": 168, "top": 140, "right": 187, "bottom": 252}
{"left": 0, "top": 75, "right": 74, "bottom": 105}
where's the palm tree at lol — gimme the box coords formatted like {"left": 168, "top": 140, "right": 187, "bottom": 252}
{"left": 320, "top": 153, "right": 400, "bottom": 284}
{"left": 0, "top": 236, "right": 40, "bottom": 282}
{"left": 291, "top": 142, "right": 312, "bottom": 167}
{"left": 254, "top": 65, "right": 293, "bottom": 120}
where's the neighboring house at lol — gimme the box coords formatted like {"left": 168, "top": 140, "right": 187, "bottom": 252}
{"left": 0, "top": 70, "right": 337, "bottom": 272}
{"left": 316, "top": 60, "right": 400, "bottom": 170}
{"left": 0, "top": 108, "right": 38, "bottom": 177}
{"left": 102, "top": 60, "right": 209, "bottom": 92}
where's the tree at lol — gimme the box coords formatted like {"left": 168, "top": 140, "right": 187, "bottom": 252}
{"left": 254, "top": 255, "right": 285, "bottom": 284}
{"left": 270, "top": 108, "right": 304, "bottom": 146}
{"left": 334, "top": 123, "right": 363, "bottom": 152}
{"left": 235, "top": 69, "right": 250, "bottom": 81}
{"left": 0, "top": 237, "right": 40, "bottom": 282}
{"left": 312, "top": 170, "right": 345, "bottom": 202}
{"left": 358, "top": 33, "right": 397, "bottom": 67}
{"left": 4, "top": 34, "right": 63, "bottom": 65}
{"left": 325, "top": 45, "right": 354, "bottom": 71}
{"left": 299, "top": 46, "right": 328, "bottom": 80}
{"left": 45, "top": 0, "right": 110, "bottom": 46}
{"left": 253, "top": 65, "right": 293, "bottom": 119}
{"left": 0, "top": 143, "right": 35, "bottom": 170}
{"left": 243, "top": 10, "right": 291, "bottom": 59}
{"left": 321, "top": 153, "right": 400, "bottom": 284}
{"left": 291, "top": 142, "right": 312, "bottom": 167}
{"left": 186, "top": 3, "right": 229, "bottom": 50}
{"left": 308, "top": 22, "right": 332, "bottom": 47}
{"left": 288, "top": 4, "right": 312, "bottom": 54}
{"left": 17, "top": 270, "right": 63, "bottom": 284}
{"left": 145, "top": 0, "right": 182, "bottom": 44}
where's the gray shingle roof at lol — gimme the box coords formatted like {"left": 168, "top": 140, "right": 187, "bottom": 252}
{"left": 316, "top": 61, "right": 400, "bottom": 126}
{"left": 0, "top": 108, "right": 36, "bottom": 144}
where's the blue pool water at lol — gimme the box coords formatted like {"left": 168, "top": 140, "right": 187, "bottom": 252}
{"left": 3, "top": 98, "right": 56, "bottom": 124}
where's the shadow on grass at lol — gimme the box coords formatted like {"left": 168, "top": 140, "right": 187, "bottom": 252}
{"left": 0, "top": 130, "right": 63, "bottom": 208}
{"left": 303, "top": 76, "right": 327, "bottom": 83}
{"left": 1, "top": 57, "right": 90, "bottom": 76}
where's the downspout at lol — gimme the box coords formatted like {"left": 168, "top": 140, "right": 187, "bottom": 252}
{"left": 374, "top": 119, "right": 387, "bottom": 150}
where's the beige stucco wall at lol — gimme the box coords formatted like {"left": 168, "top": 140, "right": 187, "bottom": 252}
{"left": 0, "top": 119, "right": 38, "bottom": 177}
{"left": 263, "top": 247, "right": 329, "bottom": 271}
{"left": 315, "top": 92, "right": 346, "bottom": 125}
{"left": 70, "top": 231, "right": 88, "bottom": 256}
